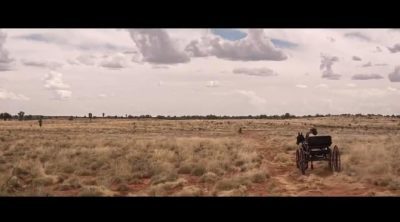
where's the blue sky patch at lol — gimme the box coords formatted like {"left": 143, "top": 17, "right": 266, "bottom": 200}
{"left": 211, "top": 29, "right": 247, "bottom": 41}
{"left": 271, "top": 38, "right": 298, "bottom": 49}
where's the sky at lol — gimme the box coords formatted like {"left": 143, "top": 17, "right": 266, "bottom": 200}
{"left": 0, "top": 28, "right": 400, "bottom": 116}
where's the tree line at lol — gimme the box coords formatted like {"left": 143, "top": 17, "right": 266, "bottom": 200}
{"left": 1, "top": 111, "right": 400, "bottom": 121}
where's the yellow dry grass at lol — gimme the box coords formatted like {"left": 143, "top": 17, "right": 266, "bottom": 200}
{"left": 0, "top": 116, "right": 399, "bottom": 196}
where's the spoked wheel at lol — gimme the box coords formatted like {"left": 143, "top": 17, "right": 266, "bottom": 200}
{"left": 329, "top": 149, "right": 334, "bottom": 172}
{"left": 332, "top": 145, "right": 341, "bottom": 172}
{"left": 298, "top": 149, "right": 307, "bottom": 175}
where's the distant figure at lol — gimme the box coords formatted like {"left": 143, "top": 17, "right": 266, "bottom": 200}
{"left": 38, "top": 117, "right": 43, "bottom": 127}
{"left": 306, "top": 127, "right": 318, "bottom": 141}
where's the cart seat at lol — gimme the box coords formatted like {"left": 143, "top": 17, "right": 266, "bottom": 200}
{"left": 307, "top": 136, "right": 332, "bottom": 148}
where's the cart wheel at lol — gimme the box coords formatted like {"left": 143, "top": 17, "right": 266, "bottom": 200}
{"left": 299, "top": 149, "right": 306, "bottom": 175}
{"left": 329, "top": 149, "right": 334, "bottom": 172}
{"left": 333, "top": 145, "right": 341, "bottom": 172}
{"left": 296, "top": 149, "right": 300, "bottom": 169}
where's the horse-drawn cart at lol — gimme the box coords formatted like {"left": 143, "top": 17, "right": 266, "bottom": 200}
{"left": 296, "top": 133, "right": 341, "bottom": 175}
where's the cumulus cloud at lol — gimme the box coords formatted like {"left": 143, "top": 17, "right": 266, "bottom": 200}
{"left": 206, "top": 81, "right": 220, "bottom": 88}
{"left": 21, "top": 59, "right": 63, "bottom": 69}
{"left": 352, "top": 56, "right": 362, "bottom": 61}
{"left": 320, "top": 54, "right": 341, "bottom": 80}
{"left": 54, "top": 90, "right": 72, "bottom": 99}
{"left": 362, "top": 62, "right": 372, "bottom": 67}
{"left": 0, "top": 88, "right": 29, "bottom": 100}
{"left": 0, "top": 30, "right": 14, "bottom": 71}
{"left": 388, "top": 66, "right": 400, "bottom": 82}
{"left": 233, "top": 67, "right": 277, "bottom": 77}
{"left": 351, "top": 73, "right": 384, "bottom": 80}
{"left": 295, "top": 84, "right": 308, "bottom": 88}
{"left": 388, "top": 44, "right": 400, "bottom": 53}
{"left": 99, "top": 53, "right": 129, "bottom": 69}
{"left": 44, "top": 71, "right": 72, "bottom": 100}
{"left": 387, "top": 86, "right": 397, "bottom": 92}
{"left": 76, "top": 54, "right": 97, "bottom": 66}
{"left": 236, "top": 90, "right": 266, "bottom": 106}
{"left": 209, "top": 29, "right": 287, "bottom": 61}
{"left": 344, "top": 32, "right": 371, "bottom": 41}
{"left": 128, "top": 29, "right": 190, "bottom": 64}
{"left": 184, "top": 38, "right": 210, "bottom": 57}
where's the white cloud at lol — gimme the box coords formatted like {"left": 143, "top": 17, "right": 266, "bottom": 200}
{"left": 184, "top": 38, "right": 210, "bottom": 57}
{"left": 54, "top": 89, "right": 72, "bottom": 100}
{"left": 44, "top": 71, "right": 69, "bottom": 90}
{"left": 21, "top": 59, "right": 63, "bottom": 69}
{"left": 320, "top": 54, "right": 341, "bottom": 80}
{"left": 233, "top": 67, "right": 277, "bottom": 77}
{"left": 100, "top": 53, "right": 129, "bottom": 69}
{"left": 206, "top": 81, "right": 220, "bottom": 88}
{"left": 236, "top": 90, "right": 266, "bottom": 106}
{"left": 296, "top": 84, "right": 308, "bottom": 88}
{"left": 346, "top": 83, "right": 357, "bottom": 87}
{"left": 0, "top": 88, "right": 29, "bottom": 100}
{"left": 387, "top": 86, "right": 397, "bottom": 92}
{"left": 44, "top": 71, "right": 71, "bottom": 100}
{"left": 388, "top": 66, "right": 400, "bottom": 82}
{"left": 208, "top": 29, "right": 287, "bottom": 61}
{"left": 0, "top": 30, "right": 14, "bottom": 71}
{"left": 76, "top": 54, "right": 97, "bottom": 66}
{"left": 128, "top": 29, "right": 190, "bottom": 64}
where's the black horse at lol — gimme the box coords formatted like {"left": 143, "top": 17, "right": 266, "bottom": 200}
{"left": 296, "top": 132, "right": 312, "bottom": 170}
{"left": 296, "top": 132, "right": 305, "bottom": 145}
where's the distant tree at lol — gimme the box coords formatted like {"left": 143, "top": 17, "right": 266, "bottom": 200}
{"left": 0, "top": 113, "right": 11, "bottom": 121}
{"left": 283, "top": 113, "right": 291, "bottom": 119}
{"left": 102, "top": 113, "right": 105, "bottom": 118}
{"left": 18, "top": 111, "right": 25, "bottom": 121}
{"left": 69, "top": 116, "right": 74, "bottom": 121}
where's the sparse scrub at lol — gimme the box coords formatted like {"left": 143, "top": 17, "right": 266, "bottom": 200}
{"left": 1, "top": 116, "right": 399, "bottom": 196}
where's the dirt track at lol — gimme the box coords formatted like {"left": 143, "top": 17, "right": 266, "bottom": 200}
{"left": 243, "top": 131, "right": 396, "bottom": 196}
